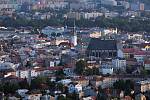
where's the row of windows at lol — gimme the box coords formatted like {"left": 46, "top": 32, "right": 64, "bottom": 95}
{"left": 87, "top": 51, "right": 117, "bottom": 57}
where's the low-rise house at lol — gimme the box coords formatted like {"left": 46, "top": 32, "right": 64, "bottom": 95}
{"left": 112, "top": 57, "right": 126, "bottom": 71}
{"left": 126, "top": 58, "right": 138, "bottom": 66}
{"left": 0, "top": 92, "right": 4, "bottom": 100}
{"left": 4, "top": 70, "right": 16, "bottom": 78}
{"left": 134, "top": 51, "right": 146, "bottom": 63}
{"left": 144, "top": 60, "right": 150, "bottom": 70}
{"left": 104, "top": 12, "right": 119, "bottom": 18}
{"left": 2, "top": 75, "right": 24, "bottom": 83}
{"left": 24, "top": 90, "right": 42, "bottom": 100}
{"left": 122, "top": 96, "right": 133, "bottom": 100}
{"left": 40, "top": 95, "right": 51, "bottom": 100}
{"left": 0, "top": 61, "right": 17, "bottom": 71}
{"left": 63, "top": 67, "right": 74, "bottom": 76}
{"left": 135, "top": 80, "right": 150, "bottom": 93}
{"left": 128, "top": 34, "right": 143, "bottom": 41}
{"left": 83, "top": 96, "right": 96, "bottom": 100}
{"left": 99, "top": 77, "right": 118, "bottom": 89}
{"left": 68, "top": 83, "right": 82, "bottom": 94}
{"left": 72, "top": 77, "right": 89, "bottom": 87}
{"left": 45, "top": 58, "right": 61, "bottom": 67}
{"left": 141, "top": 43, "right": 150, "bottom": 51}
{"left": 83, "top": 86, "right": 97, "bottom": 97}
{"left": 122, "top": 48, "right": 135, "bottom": 59}
{"left": 99, "top": 63, "right": 113, "bottom": 75}
{"left": 90, "top": 31, "right": 101, "bottom": 38}
{"left": 16, "top": 68, "right": 41, "bottom": 79}
{"left": 17, "top": 89, "right": 29, "bottom": 98}
{"left": 135, "top": 93, "right": 146, "bottom": 100}
{"left": 8, "top": 96, "right": 20, "bottom": 100}
{"left": 87, "top": 60, "right": 100, "bottom": 68}
{"left": 58, "top": 79, "right": 72, "bottom": 85}
{"left": 41, "top": 26, "right": 64, "bottom": 37}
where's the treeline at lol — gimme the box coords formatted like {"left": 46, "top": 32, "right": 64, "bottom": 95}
{"left": 1, "top": 16, "right": 150, "bottom": 32}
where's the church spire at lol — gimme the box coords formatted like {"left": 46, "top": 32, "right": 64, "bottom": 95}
{"left": 73, "top": 20, "right": 76, "bottom": 35}
{"left": 71, "top": 20, "right": 77, "bottom": 46}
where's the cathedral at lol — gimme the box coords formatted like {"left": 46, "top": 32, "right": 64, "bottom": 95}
{"left": 86, "top": 38, "right": 118, "bottom": 59}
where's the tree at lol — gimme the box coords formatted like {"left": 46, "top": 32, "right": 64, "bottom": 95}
{"left": 113, "top": 79, "right": 134, "bottom": 96}
{"left": 0, "top": 82, "right": 4, "bottom": 92}
{"left": 141, "top": 69, "right": 148, "bottom": 76}
{"left": 92, "top": 67, "right": 99, "bottom": 75}
{"left": 83, "top": 67, "right": 92, "bottom": 76}
{"left": 3, "top": 82, "right": 20, "bottom": 94}
{"left": 55, "top": 69, "right": 65, "bottom": 77}
{"left": 63, "top": 86, "right": 68, "bottom": 94}
{"left": 2, "top": 16, "right": 150, "bottom": 32}
{"left": 47, "top": 79, "right": 56, "bottom": 91}
{"left": 19, "top": 78, "right": 29, "bottom": 89}
{"left": 96, "top": 86, "right": 108, "bottom": 100}
{"left": 25, "top": 60, "right": 32, "bottom": 68}
{"left": 66, "top": 91, "right": 79, "bottom": 100}
{"left": 75, "top": 60, "right": 87, "bottom": 75}
{"left": 113, "top": 80, "right": 125, "bottom": 90}
{"left": 56, "top": 83, "right": 64, "bottom": 92}
{"left": 30, "top": 76, "right": 48, "bottom": 90}
{"left": 57, "top": 95, "right": 66, "bottom": 100}
{"left": 124, "top": 80, "right": 134, "bottom": 96}
{"left": 84, "top": 67, "right": 99, "bottom": 76}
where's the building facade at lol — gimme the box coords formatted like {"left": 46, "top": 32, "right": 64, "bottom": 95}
{"left": 86, "top": 38, "right": 118, "bottom": 59}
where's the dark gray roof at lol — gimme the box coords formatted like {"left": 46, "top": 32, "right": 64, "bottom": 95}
{"left": 87, "top": 38, "right": 117, "bottom": 50}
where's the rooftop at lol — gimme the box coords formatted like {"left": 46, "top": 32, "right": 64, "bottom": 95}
{"left": 145, "top": 60, "right": 150, "bottom": 64}
{"left": 87, "top": 38, "right": 117, "bottom": 50}
{"left": 136, "top": 80, "right": 150, "bottom": 85}
{"left": 122, "top": 48, "right": 135, "bottom": 53}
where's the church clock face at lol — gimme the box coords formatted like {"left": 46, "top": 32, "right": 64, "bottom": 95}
{"left": 101, "top": 52, "right": 108, "bottom": 58}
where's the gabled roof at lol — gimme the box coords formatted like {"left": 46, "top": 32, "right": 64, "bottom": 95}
{"left": 87, "top": 38, "right": 117, "bottom": 50}
{"left": 140, "top": 43, "right": 150, "bottom": 48}
{"left": 134, "top": 51, "right": 146, "bottom": 55}
{"left": 3, "top": 75, "right": 23, "bottom": 81}
{"left": 145, "top": 60, "right": 150, "bottom": 64}
{"left": 122, "top": 48, "right": 135, "bottom": 53}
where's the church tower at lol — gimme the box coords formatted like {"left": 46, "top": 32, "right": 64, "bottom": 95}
{"left": 71, "top": 21, "right": 77, "bottom": 46}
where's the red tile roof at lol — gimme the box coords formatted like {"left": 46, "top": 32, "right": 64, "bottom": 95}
{"left": 134, "top": 51, "right": 146, "bottom": 55}
{"left": 145, "top": 60, "right": 150, "bottom": 64}
{"left": 4, "top": 75, "right": 23, "bottom": 80}
{"left": 34, "top": 67, "right": 46, "bottom": 72}
{"left": 36, "top": 38, "right": 48, "bottom": 41}
{"left": 47, "top": 66, "right": 64, "bottom": 71}
{"left": 91, "top": 96, "right": 97, "bottom": 100}
{"left": 122, "top": 48, "right": 135, "bottom": 53}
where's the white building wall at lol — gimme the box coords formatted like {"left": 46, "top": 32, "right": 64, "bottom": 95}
{"left": 145, "top": 64, "right": 150, "bottom": 70}
{"left": 16, "top": 69, "right": 39, "bottom": 78}
{"left": 71, "top": 35, "right": 77, "bottom": 46}
{"left": 117, "top": 49, "right": 124, "bottom": 58}
{"left": 134, "top": 55, "right": 145, "bottom": 63}
{"left": 112, "top": 59, "right": 126, "bottom": 70}
{"left": 101, "top": 0, "right": 117, "bottom": 6}
{"left": 102, "top": 68, "right": 113, "bottom": 75}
